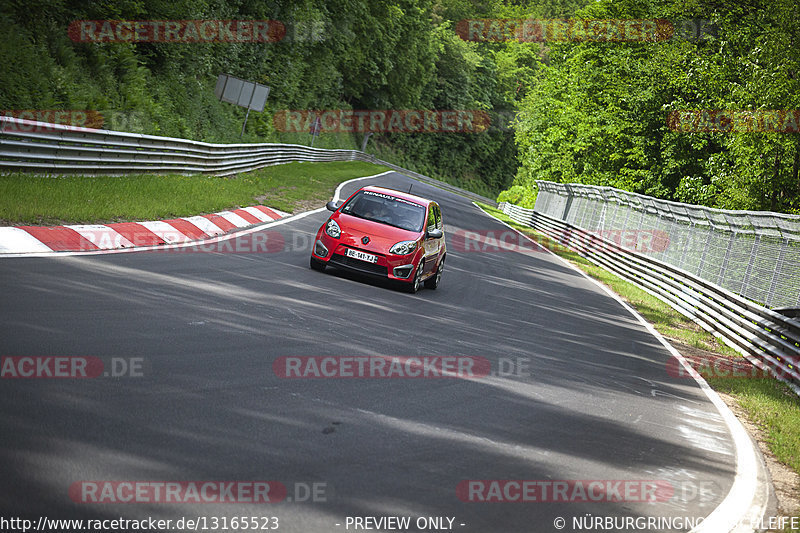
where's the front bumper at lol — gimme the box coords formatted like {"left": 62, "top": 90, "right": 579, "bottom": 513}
{"left": 312, "top": 233, "right": 419, "bottom": 282}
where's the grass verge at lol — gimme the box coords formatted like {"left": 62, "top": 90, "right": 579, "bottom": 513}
{"left": 479, "top": 202, "right": 800, "bottom": 525}
{"left": 0, "top": 161, "right": 391, "bottom": 226}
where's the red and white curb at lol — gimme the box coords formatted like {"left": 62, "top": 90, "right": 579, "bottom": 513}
{"left": 0, "top": 205, "right": 288, "bottom": 254}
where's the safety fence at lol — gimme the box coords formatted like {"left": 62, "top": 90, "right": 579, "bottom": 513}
{"left": 532, "top": 181, "right": 800, "bottom": 309}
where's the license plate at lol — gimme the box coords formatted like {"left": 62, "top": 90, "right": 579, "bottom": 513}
{"left": 345, "top": 248, "right": 378, "bottom": 263}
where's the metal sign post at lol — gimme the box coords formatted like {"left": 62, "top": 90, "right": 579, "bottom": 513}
{"left": 310, "top": 116, "right": 321, "bottom": 147}
{"left": 361, "top": 132, "right": 373, "bottom": 151}
{"left": 240, "top": 109, "right": 251, "bottom": 138}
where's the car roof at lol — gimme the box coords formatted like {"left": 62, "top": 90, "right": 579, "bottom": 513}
{"left": 360, "top": 185, "right": 435, "bottom": 207}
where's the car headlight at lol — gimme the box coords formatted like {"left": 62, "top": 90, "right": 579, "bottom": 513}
{"left": 390, "top": 240, "right": 418, "bottom": 255}
{"left": 325, "top": 219, "right": 341, "bottom": 238}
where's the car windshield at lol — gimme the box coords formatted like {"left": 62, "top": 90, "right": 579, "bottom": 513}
{"left": 341, "top": 190, "right": 426, "bottom": 232}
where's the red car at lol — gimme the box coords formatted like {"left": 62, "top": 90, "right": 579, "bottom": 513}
{"left": 310, "top": 186, "right": 446, "bottom": 293}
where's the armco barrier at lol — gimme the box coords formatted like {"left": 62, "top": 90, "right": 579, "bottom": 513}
{"left": 0, "top": 116, "right": 492, "bottom": 204}
{"left": 499, "top": 201, "right": 800, "bottom": 395}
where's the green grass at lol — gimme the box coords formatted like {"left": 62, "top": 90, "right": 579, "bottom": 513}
{"left": 0, "top": 161, "right": 390, "bottom": 225}
{"left": 706, "top": 377, "right": 800, "bottom": 532}
{"left": 709, "top": 377, "right": 800, "bottom": 472}
{"left": 479, "top": 203, "right": 800, "bottom": 514}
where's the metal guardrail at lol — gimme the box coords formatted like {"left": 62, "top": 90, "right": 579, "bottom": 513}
{"left": 500, "top": 201, "right": 800, "bottom": 395}
{"left": 0, "top": 116, "right": 492, "bottom": 204}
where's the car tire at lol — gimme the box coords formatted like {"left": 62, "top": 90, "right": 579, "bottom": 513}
{"left": 310, "top": 256, "right": 326, "bottom": 272}
{"left": 407, "top": 264, "right": 424, "bottom": 293}
{"left": 424, "top": 256, "right": 444, "bottom": 290}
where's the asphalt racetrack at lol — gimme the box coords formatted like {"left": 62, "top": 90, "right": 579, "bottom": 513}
{"left": 0, "top": 172, "right": 763, "bottom": 532}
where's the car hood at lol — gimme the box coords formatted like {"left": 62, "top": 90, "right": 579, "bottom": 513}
{"left": 335, "top": 213, "right": 420, "bottom": 253}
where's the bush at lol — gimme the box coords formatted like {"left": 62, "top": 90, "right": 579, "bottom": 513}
{"left": 496, "top": 184, "right": 537, "bottom": 208}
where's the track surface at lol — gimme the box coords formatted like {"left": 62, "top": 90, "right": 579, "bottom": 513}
{"left": 0, "top": 173, "right": 743, "bottom": 532}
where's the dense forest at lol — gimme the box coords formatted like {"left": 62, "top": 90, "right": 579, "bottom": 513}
{"left": 509, "top": 0, "right": 800, "bottom": 213}
{"left": 1, "top": 0, "right": 798, "bottom": 213}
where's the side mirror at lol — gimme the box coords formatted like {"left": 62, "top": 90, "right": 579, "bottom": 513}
{"left": 326, "top": 201, "right": 339, "bottom": 212}
{"left": 427, "top": 228, "right": 444, "bottom": 240}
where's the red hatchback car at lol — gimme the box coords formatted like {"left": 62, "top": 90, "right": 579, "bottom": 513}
{"left": 310, "top": 186, "right": 446, "bottom": 292}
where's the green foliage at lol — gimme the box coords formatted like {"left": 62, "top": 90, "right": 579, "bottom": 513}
{"left": 496, "top": 184, "right": 536, "bottom": 208}
{"left": 0, "top": 0, "right": 549, "bottom": 197}
{"left": 502, "top": 0, "right": 800, "bottom": 213}
{"left": 9, "top": 0, "right": 797, "bottom": 211}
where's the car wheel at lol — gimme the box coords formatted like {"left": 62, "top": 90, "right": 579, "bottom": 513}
{"left": 424, "top": 256, "right": 444, "bottom": 290}
{"left": 310, "top": 256, "right": 326, "bottom": 272}
{"left": 407, "top": 264, "right": 424, "bottom": 293}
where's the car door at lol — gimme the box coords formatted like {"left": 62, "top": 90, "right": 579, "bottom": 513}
{"left": 422, "top": 203, "right": 443, "bottom": 274}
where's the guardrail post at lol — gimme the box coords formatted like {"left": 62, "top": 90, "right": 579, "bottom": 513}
{"left": 718, "top": 232, "right": 737, "bottom": 288}
{"left": 767, "top": 239, "right": 788, "bottom": 309}
{"left": 741, "top": 234, "right": 761, "bottom": 304}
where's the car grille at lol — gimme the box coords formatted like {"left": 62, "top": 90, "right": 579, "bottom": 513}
{"left": 329, "top": 253, "right": 389, "bottom": 277}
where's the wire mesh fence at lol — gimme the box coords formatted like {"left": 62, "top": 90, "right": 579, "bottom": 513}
{"left": 529, "top": 181, "right": 800, "bottom": 309}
